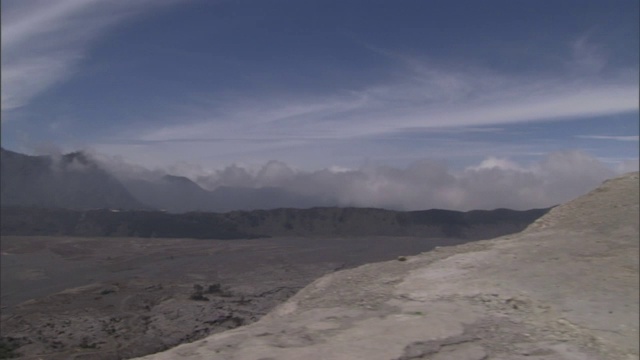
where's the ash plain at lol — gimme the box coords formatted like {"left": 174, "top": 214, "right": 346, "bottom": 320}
{"left": 1, "top": 235, "right": 475, "bottom": 359}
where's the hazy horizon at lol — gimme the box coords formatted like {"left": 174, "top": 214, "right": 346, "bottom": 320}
{"left": 2, "top": 146, "right": 633, "bottom": 212}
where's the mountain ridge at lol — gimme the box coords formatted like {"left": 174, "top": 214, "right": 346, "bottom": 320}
{"left": 0, "top": 205, "right": 549, "bottom": 240}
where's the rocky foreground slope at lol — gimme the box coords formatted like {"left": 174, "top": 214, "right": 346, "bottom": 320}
{"left": 136, "top": 172, "right": 639, "bottom": 360}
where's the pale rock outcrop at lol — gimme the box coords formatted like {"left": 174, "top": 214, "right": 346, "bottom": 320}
{"left": 135, "top": 172, "right": 639, "bottom": 360}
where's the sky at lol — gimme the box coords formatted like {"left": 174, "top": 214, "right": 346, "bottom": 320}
{"left": 1, "top": 0, "right": 639, "bottom": 210}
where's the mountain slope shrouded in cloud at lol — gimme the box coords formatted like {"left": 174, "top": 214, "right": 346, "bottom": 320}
{"left": 122, "top": 175, "right": 214, "bottom": 213}
{"left": 0, "top": 148, "right": 335, "bottom": 212}
{"left": 120, "top": 174, "right": 331, "bottom": 213}
{"left": 0, "top": 147, "right": 146, "bottom": 210}
{"left": 0, "top": 147, "right": 629, "bottom": 213}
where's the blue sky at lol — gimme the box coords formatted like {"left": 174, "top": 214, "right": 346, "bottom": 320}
{"left": 2, "top": 0, "right": 638, "bottom": 173}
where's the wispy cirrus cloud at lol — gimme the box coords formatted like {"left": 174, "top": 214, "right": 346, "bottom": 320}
{"left": 575, "top": 135, "right": 639, "bottom": 142}
{"left": 131, "top": 54, "right": 638, "bottom": 144}
{"left": 568, "top": 34, "right": 608, "bottom": 75}
{"left": 94, "top": 35, "right": 637, "bottom": 170}
{"left": 1, "top": 0, "right": 179, "bottom": 117}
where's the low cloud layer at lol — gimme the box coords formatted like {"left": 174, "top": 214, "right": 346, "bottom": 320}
{"left": 99, "top": 150, "right": 632, "bottom": 212}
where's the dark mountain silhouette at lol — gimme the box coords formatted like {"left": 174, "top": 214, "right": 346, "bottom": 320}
{"left": 222, "top": 206, "right": 550, "bottom": 238}
{"left": 122, "top": 175, "right": 214, "bottom": 213}
{"left": 0, "top": 207, "right": 258, "bottom": 239}
{"left": 0, "top": 206, "right": 549, "bottom": 240}
{"left": 0, "top": 148, "right": 146, "bottom": 210}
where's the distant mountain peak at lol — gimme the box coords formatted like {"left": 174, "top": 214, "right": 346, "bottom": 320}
{"left": 162, "top": 174, "right": 196, "bottom": 183}
{"left": 161, "top": 174, "right": 207, "bottom": 191}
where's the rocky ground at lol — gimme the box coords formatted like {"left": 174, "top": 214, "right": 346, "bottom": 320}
{"left": 133, "top": 172, "right": 639, "bottom": 360}
{"left": 0, "top": 235, "right": 475, "bottom": 359}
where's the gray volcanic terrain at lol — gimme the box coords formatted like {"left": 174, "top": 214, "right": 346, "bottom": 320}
{"left": 1, "top": 173, "right": 635, "bottom": 360}
{"left": 2, "top": 235, "right": 483, "bottom": 359}
{"left": 133, "top": 172, "right": 639, "bottom": 360}
{"left": 0, "top": 206, "right": 548, "bottom": 240}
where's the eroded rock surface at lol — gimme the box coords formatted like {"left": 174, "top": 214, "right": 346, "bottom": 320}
{"left": 136, "top": 172, "right": 639, "bottom": 360}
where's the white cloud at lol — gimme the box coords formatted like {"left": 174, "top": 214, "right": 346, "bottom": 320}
{"left": 174, "top": 150, "right": 624, "bottom": 211}
{"left": 575, "top": 135, "right": 639, "bottom": 142}
{"left": 90, "top": 147, "right": 635, "bottom": 211}
{"left": 1, "top": 0, "right": 178, "bottom": 116}
{"left": 467, "top": 157, "right": 524, "bottom": 172}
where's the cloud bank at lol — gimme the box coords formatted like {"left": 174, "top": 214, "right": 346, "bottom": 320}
{"left": 99, "top": 150, "right": 627, "bottom": 212}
